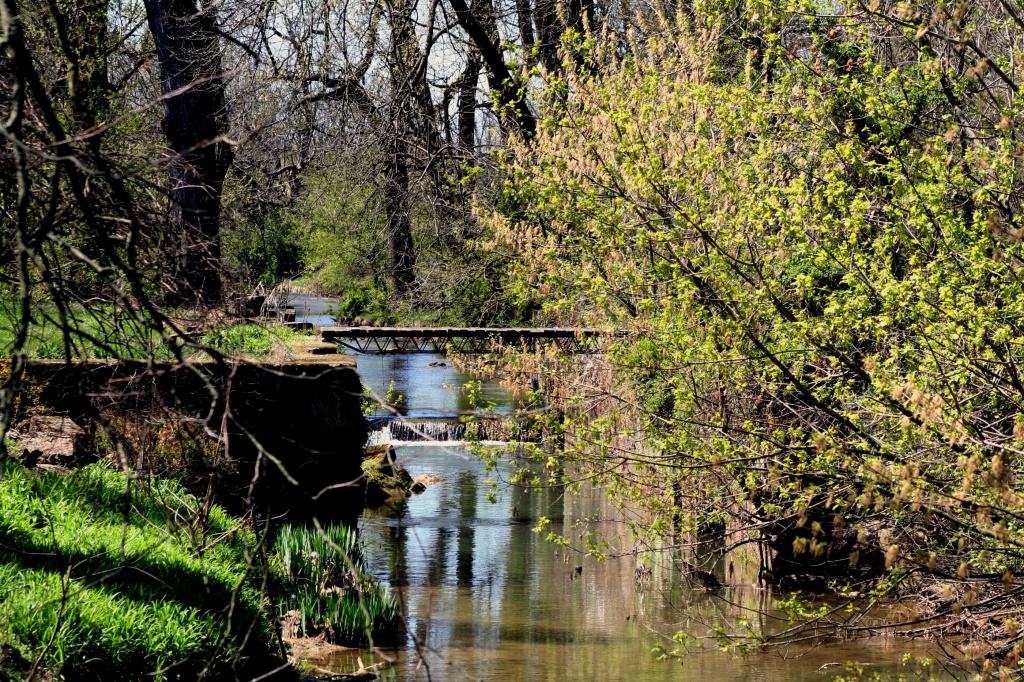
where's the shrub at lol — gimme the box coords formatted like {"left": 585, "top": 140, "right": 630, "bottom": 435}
{"left": 484, "top": 1, "right": 1024, "bottom": 660}
{"left": 200, "top": 324, "right": 275, "bottom": 358}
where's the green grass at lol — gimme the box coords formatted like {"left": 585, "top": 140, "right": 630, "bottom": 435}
{"left": 274, "top": 524, "right": 399, "bottom": 647}
{"left": 0, "top": 462, "right": 279, "bottom": 681}
{"left": 0, "top": 300, "right": 172, "bottom": 361}
{"left": 200, "top": 323, "right": 310, "bottom": 359}
{"left": 0, "top": 300, "right": 313, "bottom": 362}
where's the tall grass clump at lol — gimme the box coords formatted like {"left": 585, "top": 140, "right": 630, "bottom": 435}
{"left": 274, "top": 524, "right": 399, "bottom": 647}
{"left": 199, "top": 323, "right": 312, "bottom": 360}
{"left": 0, "top": 462, "right": 278, "bottom": 681}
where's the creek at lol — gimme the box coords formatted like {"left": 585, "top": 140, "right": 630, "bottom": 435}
{"left": 289, "top": 294, "right": 341, "bottom": 327}
{"left": 317, "top": 351, "right": 945, "bottom": 681}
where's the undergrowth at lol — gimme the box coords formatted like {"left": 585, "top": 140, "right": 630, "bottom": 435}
{"left": 200, "top": 323, "right": 308, "bottom": 359}
{"left": 0, "top": 462, "right": 279, "bottom": 681}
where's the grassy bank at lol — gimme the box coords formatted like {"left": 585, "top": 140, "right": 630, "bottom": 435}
{"left": 0, "top": 462, "right": 277, "bottom": 681}
{"left": 0, "top": 299, "right": 315, "bottom": 362}
{"left": 0, "top": 460, "right": 402, "bottom": 681}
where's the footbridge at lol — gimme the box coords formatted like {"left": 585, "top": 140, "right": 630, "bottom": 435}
{"left": 320, "top": 326, "right": 619, "bottom": 354}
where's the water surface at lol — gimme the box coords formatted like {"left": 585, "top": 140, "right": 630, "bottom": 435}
{"left": 288, "top": 294, "right": 339, "bottom": 327}
{"left": 355, "top": 352, "right": 515, "bottom": 420}
{"left": 320, "top": 353, "right": 943, "bottom": 681}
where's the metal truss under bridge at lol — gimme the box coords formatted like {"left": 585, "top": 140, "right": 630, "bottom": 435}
{"left": 320, "top": 327, "right": 620, "bottom": 354}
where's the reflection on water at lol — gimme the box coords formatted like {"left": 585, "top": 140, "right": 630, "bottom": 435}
{"left": 354, "top": 352, "right": 514, "bottom": 419}
{"left": 341, "top": 445, "right": 938, "bottom": 681}
{"left": 318, "top": 354, "right": 944, "bottom": 681}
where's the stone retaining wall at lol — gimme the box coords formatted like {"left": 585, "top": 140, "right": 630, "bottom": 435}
{"left": 5, "top": 359, "right": 368, "bottom": 525}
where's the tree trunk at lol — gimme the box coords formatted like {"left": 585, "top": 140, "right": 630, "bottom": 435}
{"left": 533, "top": 0, "right": 561, "bottom": 72}
{"left": 524, "top": 0, "right": 592, "bottom": 73}
{"left": 456, "top": 48, "right": 481, "bottom": 152}
{"left": 382, "top": 0, "right": 424, "bottom": 293}
{"left": 45, "top": 0, "right": 110, "bottom": 153}
{"left": 447, "top": 0, "right": 536, "bottom": 137}
{"left": 72, "top": 0, "right": 109, "bottom": 154}
{"left": 143, "top": 0, "right": 232, "bottom": 305}
{"left": 514, "top": 0, "right": 535, "bottom": 52}
{"left": 384, "top": 145, "right": 415, "bottom": 292}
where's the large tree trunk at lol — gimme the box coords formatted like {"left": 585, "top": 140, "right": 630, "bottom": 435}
{"left": 143, "top": 0, "right": 232, "bottom": 305}
{"left": 382, "top": 0, "right": 423, "bottom": 293}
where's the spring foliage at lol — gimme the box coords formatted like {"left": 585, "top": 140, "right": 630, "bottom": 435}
{"left": 487, "top": 0, "right": 1024, "bottom": 660}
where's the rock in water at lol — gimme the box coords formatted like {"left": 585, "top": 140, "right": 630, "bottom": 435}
{"left": 411, "top": 473, "right": 445, "bottom": 493}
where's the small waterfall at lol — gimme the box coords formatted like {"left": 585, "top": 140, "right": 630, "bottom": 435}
{"left": 387, "top": 421, "right": 467, "bottom": 441}
{"left": 366, "top": 419, "right": 541, "bottom": 445}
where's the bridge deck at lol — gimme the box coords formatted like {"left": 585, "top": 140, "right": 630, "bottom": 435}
{"left": 321, "top": 326, "right": 610, "bottom": 353}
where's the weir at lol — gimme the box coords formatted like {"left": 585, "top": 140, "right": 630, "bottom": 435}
{"left": 366, "top": 418, "right": 541, "bottom": 444}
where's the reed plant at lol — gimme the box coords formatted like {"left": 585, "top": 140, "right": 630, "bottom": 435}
{"left": 273, "top": 524, "right": 399, "bottom": 647}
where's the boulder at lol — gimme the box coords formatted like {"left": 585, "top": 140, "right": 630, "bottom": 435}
{"left": 411, "top": 474, "right": 445, "bottom": 493}
{"left": 362, "top": 446, "right": 415, "bottom": 507}
{"left": 10, "top": 415, "right": 86, "bottom": 466}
